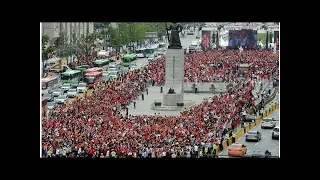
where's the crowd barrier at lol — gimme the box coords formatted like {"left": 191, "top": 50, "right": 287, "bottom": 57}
{"left": 216, "top": 101, "right": 279, "bottom": 154}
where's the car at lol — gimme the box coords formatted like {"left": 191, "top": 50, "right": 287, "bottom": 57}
{"left": 103, "top": 74, "right": 110, "bottom": 83}
{"left": 245, "top": 131, "right": 261, "bottom": 142}
{"left": 108, "top": 71, "right": 118, "bottom": 79}
{"left": 187, "top": 31, "right": 194, "bottom": 35}
{"left": 196, "top": 35, "right": 201, "bottom": 39}
{"left": 47, "top": 101, "right": 57, "bottom": 110}
{"left": 251, "top": 149, "right": 272, "bottom": 158}
{"left": 103, "top": 71, "right": 109, "bottom": 75}
{"left": 67, "top": 88, "right": 78, "bottom": 98}
{"left": 108, "top": 63, "right": 118, "bottom": 68}
{"left": 136, "top": 53, "right": 145, "bottom": 58}
{"left": 129, "top": 64, "right": 139, "bottom": 71}
{"left": 272, "top": 126, "right": 279, "bottom": 140}
{"left": 261, "top": 118, "right": 276, "bottom": 129}
{"left": 61, "top": 83, "right": 71, "bottom": 92}
{"left": 52, "top": 89, "right": 64, "bottom": 97}
{"left": 70, "top": 80, "right": 79, "bottom": 88}
{"left": 228, "top": 143, "right": 247, "bottom": 157}
{"left": 77, "top": 82, "right": 87, "bottom": 93}
{"left": 108, "top": 67, "right": 123, "bottom": 74}
{"left": 55, "top": 95, "right": 67, "bottom": 104}
{"left": 43, "top": 93, "right": 54, "bottom": 102}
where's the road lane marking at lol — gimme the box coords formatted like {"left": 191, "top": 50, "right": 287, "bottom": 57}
{"left": 262, "top": 136, "right": 266, "bottom": 139}
{"left": 254, "top": 142, "right": 259, "bottom": 146}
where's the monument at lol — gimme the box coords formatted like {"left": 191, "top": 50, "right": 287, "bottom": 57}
{"left": 151, "top": 22, "right": 196, "bottom": 111}
{"left": 163, "top": 22, "right": 185, "bottom": 106}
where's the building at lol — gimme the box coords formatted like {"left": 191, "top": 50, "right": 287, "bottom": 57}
{"left": 42, "top": 22, "right": 94, "bottom": 46}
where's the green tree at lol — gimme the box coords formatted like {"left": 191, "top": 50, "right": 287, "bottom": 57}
{"left": 55, "top": 32, "right": 73, "bottom": 57}
{"left": 78, "top": 34, "right": 95, "bottom": 54}
{"left": 42, "top": 35, "right": 49, "bottom": 51}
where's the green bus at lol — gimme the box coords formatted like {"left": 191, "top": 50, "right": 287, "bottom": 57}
{"left": 75, "top": 65, "right": 90, "bottom": 72}
{"left": 60, "top": 70, "right": 82, "bottom": 83}
{"left": 122, "top": 54, "right": 137, "bottom": 67}
{"left": 94, "top": 59, "right": 110, "bottom": 67}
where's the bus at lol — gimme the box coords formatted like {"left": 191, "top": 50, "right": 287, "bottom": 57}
{"left": 75, "top": 65, "right": 90, "bottom": 72}
{"left": 146, "top": 44, "right": 159, "bottom": 57}
{"left": 84, "top": 71, "right": 103, "bottom": 88}
{"left": 60, "top": 70, "right": 82, "bottom": 83}
{"left": 84, "top": 67, "right": 103, "bottom": 74}
{"left": 135, "top": 48, "right": 146, "bottom": 58}
{"left": 42, "top": 97, "right": 48, "bottom": 117}
{"left": 42, "top": 76, "right": 59, "bottom": 90}
{"left": 93, "top": 59, "right": 110, "bottom": 67}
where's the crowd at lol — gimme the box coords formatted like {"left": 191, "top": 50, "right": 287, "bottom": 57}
{"left": 184, "top": 49, "right": 279, "bottom": 83}
{"left": 41, "top": 49, "right": 279, "bottom": 158}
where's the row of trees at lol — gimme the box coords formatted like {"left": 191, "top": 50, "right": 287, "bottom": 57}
{"left": 97, "top": 22, "right": 167, "bottom": 47}
{"left": 41, "top": 22, "right": 168, "bottom": 60}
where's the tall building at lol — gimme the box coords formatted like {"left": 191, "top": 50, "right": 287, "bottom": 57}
{"left": 42, "top": 22, "right": 94, "bottom": 46}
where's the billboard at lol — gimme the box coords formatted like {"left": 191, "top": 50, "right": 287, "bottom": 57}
{"left": 274, "top": 31, "right": 279, "bottom": 50}
{"left": 228, "top": 29, "right": 257, "bottom": 47}
{"left": 201, "top": 30, "right": 211, "bottom": 51}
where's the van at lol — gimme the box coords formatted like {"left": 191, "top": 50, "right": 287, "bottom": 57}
{"left": 272, "top": 126, "right": 279, "bottom": 140}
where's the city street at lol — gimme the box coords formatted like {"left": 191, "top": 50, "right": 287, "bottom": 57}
{"left": 219, "top": 109, "right": 280, "bottom": 157}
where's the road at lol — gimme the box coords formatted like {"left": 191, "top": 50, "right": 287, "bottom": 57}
{"left": 219, "top": 109, "right": 280, "bottom": 157}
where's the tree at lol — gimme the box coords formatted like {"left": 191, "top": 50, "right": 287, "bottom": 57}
{"left": 78, "top": 34, "right": 95, "bottom": 54}
{"left": 42, "top": 35, "right": 49, "bottom": 51}
{"left": 55, "top": 32, "right": 73, "bottom": 57}
{"left": 42, "top": 46, "right": 56, "bottom": 60}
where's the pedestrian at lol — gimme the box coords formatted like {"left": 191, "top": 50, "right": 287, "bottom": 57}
{"left": 126, "top": 108, "right": 129, "bottom": 117}
{"left": 232, "top": 133, "right": 236, "bottom": 143}
{"left": 146, "top": 88, "right": 148, "bottom": 95}
{"left": 133, "top": 101, "right": 136, "bottom": 109}
{"left": 160, "top": 86, "right": 163, "bottom": 93}
{"left": 141, "top": 93, "right": 144, "bottom": 101}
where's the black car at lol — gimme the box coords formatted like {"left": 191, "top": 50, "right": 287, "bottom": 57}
{"left": 43, "top": 93, "right": 54, "bottom": 102}
{"left": 251, "top": 149, "right": 272, "bottom": 158}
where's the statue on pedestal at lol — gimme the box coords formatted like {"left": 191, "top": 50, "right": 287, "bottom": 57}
{"left": 168, "top": 87, "right": 175, "bottom": 94}
{"left": 166, "top": 22, "right": 183, "bottom": 49}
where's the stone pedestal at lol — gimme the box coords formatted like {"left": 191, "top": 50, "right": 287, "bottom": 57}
{"left": 163, "top": 48, "right": 184, "bottom": 106}
{"left": 163, "top": 93, "right": 183, "bottom": 106}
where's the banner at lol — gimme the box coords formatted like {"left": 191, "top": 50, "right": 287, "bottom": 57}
{"left": 228, "top": 29, "right": 257, "bottom": 47}
{"left": 201, "top": 30, "right": 211, "bottom": 51}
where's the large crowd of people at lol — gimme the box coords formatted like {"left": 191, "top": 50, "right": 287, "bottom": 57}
{"left": 41, "top": 49, "right": 279, "bottom": 158}
{"left": 184, "top": 49, "right": 279, "bottom": 83}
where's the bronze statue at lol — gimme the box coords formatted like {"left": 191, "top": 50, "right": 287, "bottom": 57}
{"left": 168, "top": 87, "right": 175, "bottom": 94}
{"left": 166, "top": 22, "right": 183, "bottom": 49}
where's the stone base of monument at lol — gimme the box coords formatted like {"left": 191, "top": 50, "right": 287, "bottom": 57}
{"left": 163, "top": 93, "right": 183, "bottom": 106}
{"left": 150, "top": 99, "right": 196, "bottom": 111}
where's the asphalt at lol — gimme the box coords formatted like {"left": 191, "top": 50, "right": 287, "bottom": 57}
{"left": 219, "top": 109, "right": 280, "bottom": 157}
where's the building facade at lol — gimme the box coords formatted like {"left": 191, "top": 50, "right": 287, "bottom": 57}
{"left": 42, "top": 22, "right": 94, "bottom": 46}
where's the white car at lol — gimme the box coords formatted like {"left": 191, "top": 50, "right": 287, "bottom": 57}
{"left": 55, "top": 95, "right": 67, "bottom": 104}
{"left": 67, "top": 88, "right": 78, "bottom": 98}
{"left": 77, "top": 83, "right": 87, "bottom": 93}
{"left": 261, "top": 118, "right": 276, "bottom": 129}
{"left": 61, "top": 83, "right": 71, "bottom": 92}
{"left": 108, "top": 71, "right": 118, "bottom": 79}
{"left": 137, "top": 53, "right": 145, "bottom": 58}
